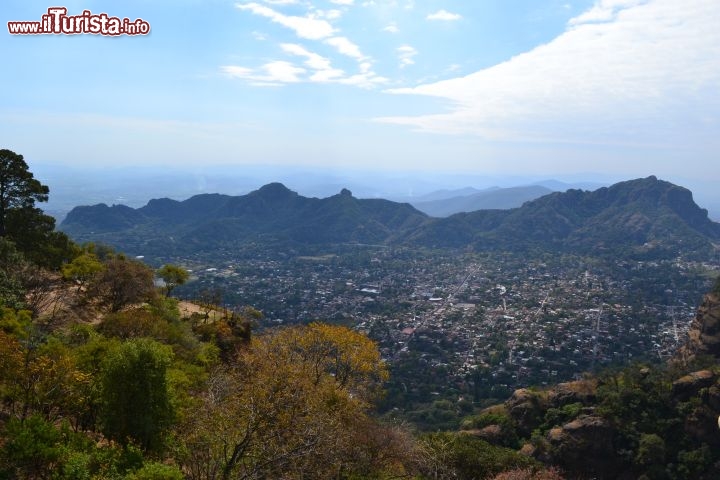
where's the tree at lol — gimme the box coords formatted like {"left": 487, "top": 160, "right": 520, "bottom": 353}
{"left": 89, "top": 257, "right": 155, "bottom": 312}
{"left": 0, "top": 149, "right": 76, "bottom": 268}
{"left": 62, "top": 253, "right": 103, "bottom": 291}
{"left": 178, "top": 324, "right": 392, "bottom": 480}
{"left": 0, "top": 149, "right": 48, "bottom": 238}
{"left": 99, "top": 339, "right": 175, "bottom": 453}
{"left": 0, "top": 238, "right": 26, "bottom": 309}
{"left": 157, "top": 264, "right": 189, "bottom": 297}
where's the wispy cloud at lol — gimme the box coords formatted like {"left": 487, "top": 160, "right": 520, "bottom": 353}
{"left": 569, "top": 0, "right": 646, "bottom": 25}
{"left": 324, "top": 36, "right": 366, "bottom": 60}
{"left": 280, "top": 43, "right": 345, "bottom": 81}
{"left": 379, "top": 0, "right": 720, "bottom": 148}
{"left": 235, "top": 2, "right": 335, "bottom": 39}
{"left": 221, "top": 61, "right": 306, "bottom": 85}
{"left": 383, "top": 22, "right": 399, "bottom": 33}
{"left": 426, "top": 9, "right": 462, "bottom": 21}
{"left": 397, "top": 45, "right": 417, "bottom": 68}
{"left": 231, "top": 1, "right": 386, "bottom": 88}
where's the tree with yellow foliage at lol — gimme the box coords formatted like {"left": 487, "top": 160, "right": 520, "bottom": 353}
{"left": 178, "top": 323, "right": 408, "bottom": 480}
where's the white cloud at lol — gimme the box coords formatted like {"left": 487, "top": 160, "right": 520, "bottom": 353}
{"left": 569, "top": 0, "right": 646, "bottom": 25}
{"left": 281, "top": 43, "right": 331, "bottom": 70}
{"left": 324, "top": 36, "right": 365, "bottom": 60}
{"left": 383, "top": 22, "right": 399, "bottom": 33}
{"left": 309, "top": 68, "right": 345, "bottom": 82}
{"left": 339, "top": 72, "right": 388, "bottom": 89}
{"left": 426, "top": 9, "right": 462, "bottom": 21}
{"left": 379, "top": 0, "right": 720, "bottom": 148}
{"left": 396, "top": 44, "right": 417, "bottom": 68}
{"left": 221, "top": 61, "right": 306, "bottom": 84}
{"left": 232, "top": 1, "right": 386, "bottom": 89}
{"left": 316, "top": 9, "right": 343, "bottom": 20}
{"left": 280, "top": 43, "right": 345, "bottom": 81}
{"left": 236, "top": 2, "right": 335, "bottom": 40}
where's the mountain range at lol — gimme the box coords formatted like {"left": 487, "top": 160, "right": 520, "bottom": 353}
{"left": 411, "top": 185, "right": 555, "bottom": 217}
{"left": 60, "top": 176, "right": 720, "bottom": 260}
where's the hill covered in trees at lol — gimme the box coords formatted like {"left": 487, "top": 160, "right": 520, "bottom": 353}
{"left": 403, "top": 176, "right": 720, "bottom": 259}
{"left": 61, "top": 176, "right": 720, "bottom": 260}
{"left": 60, "top": 183, "right": 428, "bottom": 255}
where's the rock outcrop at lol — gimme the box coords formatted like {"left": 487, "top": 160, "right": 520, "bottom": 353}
{"left": 672, "top": 370, "right": 716, "bottom": 400}
{"left": 678, "top": 290, "right": 720, "bottom": 361}
{"left": 545, "top": 415, "right": 621, "bottom": 479}
{"left": 504, "top": 389, "right": 548, "bottom": 437}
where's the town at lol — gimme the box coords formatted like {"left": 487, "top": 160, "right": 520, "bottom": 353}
{"left": 172, "top": 246, "right": 716, "bottom": 428}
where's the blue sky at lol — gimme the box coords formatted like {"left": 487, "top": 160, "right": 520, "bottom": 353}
{"left": 1, "top": 0, "right": 719, "bottom": 191}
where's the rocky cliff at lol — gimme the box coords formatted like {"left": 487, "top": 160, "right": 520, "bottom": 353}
{"left": 679, "top": 284, "right": 720, "bottom": 361}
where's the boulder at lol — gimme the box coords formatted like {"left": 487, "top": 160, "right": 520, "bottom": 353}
{"left": 546, "top": 415, "right": 621, "bottom": 479}
{"left": 672, "top": 370, "right": 716, "bottom": 401}
{"left": 505, "top": 388, "right": 548, "bottom": 437}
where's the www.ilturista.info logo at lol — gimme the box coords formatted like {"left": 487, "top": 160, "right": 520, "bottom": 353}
{"left": 8, "top": 7, "right": 150, "bottom": 36}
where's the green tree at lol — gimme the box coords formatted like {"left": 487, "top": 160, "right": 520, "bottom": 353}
{"left": 418, "top": 432, "right": 538, "bottom": 480}
{"left": 0, "top": 149, "right": 76, "bottom": 268}
{"left": 0, "top": 238, "right": 26, "bottom": 309}
{"left": 125, "top": 462, "right": 184, "bottom": 480}
{"left": 157, "top": 264, "right": 189, "bottom": 297}
{"left": 0, "top": 414, "right": 62, "bottom": 479}
{"left": 635, "top": 433, "right": 666, "bottom": 467}
{"left": 0, "top": 149, "right": 48, "bottom": 238}
{"left": 62, "top": 253, "right": 103, "bottom": 291}
{"left": 99, "top": 339, "right": 175, "bottom": 453}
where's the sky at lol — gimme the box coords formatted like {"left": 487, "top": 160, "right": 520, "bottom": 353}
{"left": 1, "top": 0, "right": 719, "bottom": 196}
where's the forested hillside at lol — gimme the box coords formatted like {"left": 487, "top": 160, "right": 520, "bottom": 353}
{"left": 61, "top": 176, "right": 720, "bottom": 261}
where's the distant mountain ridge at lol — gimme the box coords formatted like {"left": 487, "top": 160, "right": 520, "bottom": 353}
{"left": 412, "top": 185, "right": 554, "bottom": 217}
{"left": 60, "top": 177, "right": 720, "bottom": 260}
{"left": 402, "top": 176, "right": 720, "bottom": 258}
{"left": 61, "top": 183, "right": 428, "bottom": 255}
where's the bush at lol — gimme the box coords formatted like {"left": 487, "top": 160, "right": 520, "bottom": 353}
{"left": 420, "top": 432, "right": 538, "bottom": 479}
{"left": 0, "top": 414, "right": 62, "bottom": 479}
{"left": 125, "top": 462, "right": 184, "bottom": 480}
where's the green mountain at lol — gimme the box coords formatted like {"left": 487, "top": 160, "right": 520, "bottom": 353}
{"left": 403, "top": 176, "right": 720, "bottom": 258}
{"left": 60, "top": 183, "right": 428, "bottom": 255}
{"left": 61, "top": 177, "right": 720, "bottom": 260}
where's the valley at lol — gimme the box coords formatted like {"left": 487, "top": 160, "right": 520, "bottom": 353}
{"left": 58, "top": 175, "right": 720, "bottom": 429}
{"left": 170, "top": 246, "right": 716, "bottom": 428}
